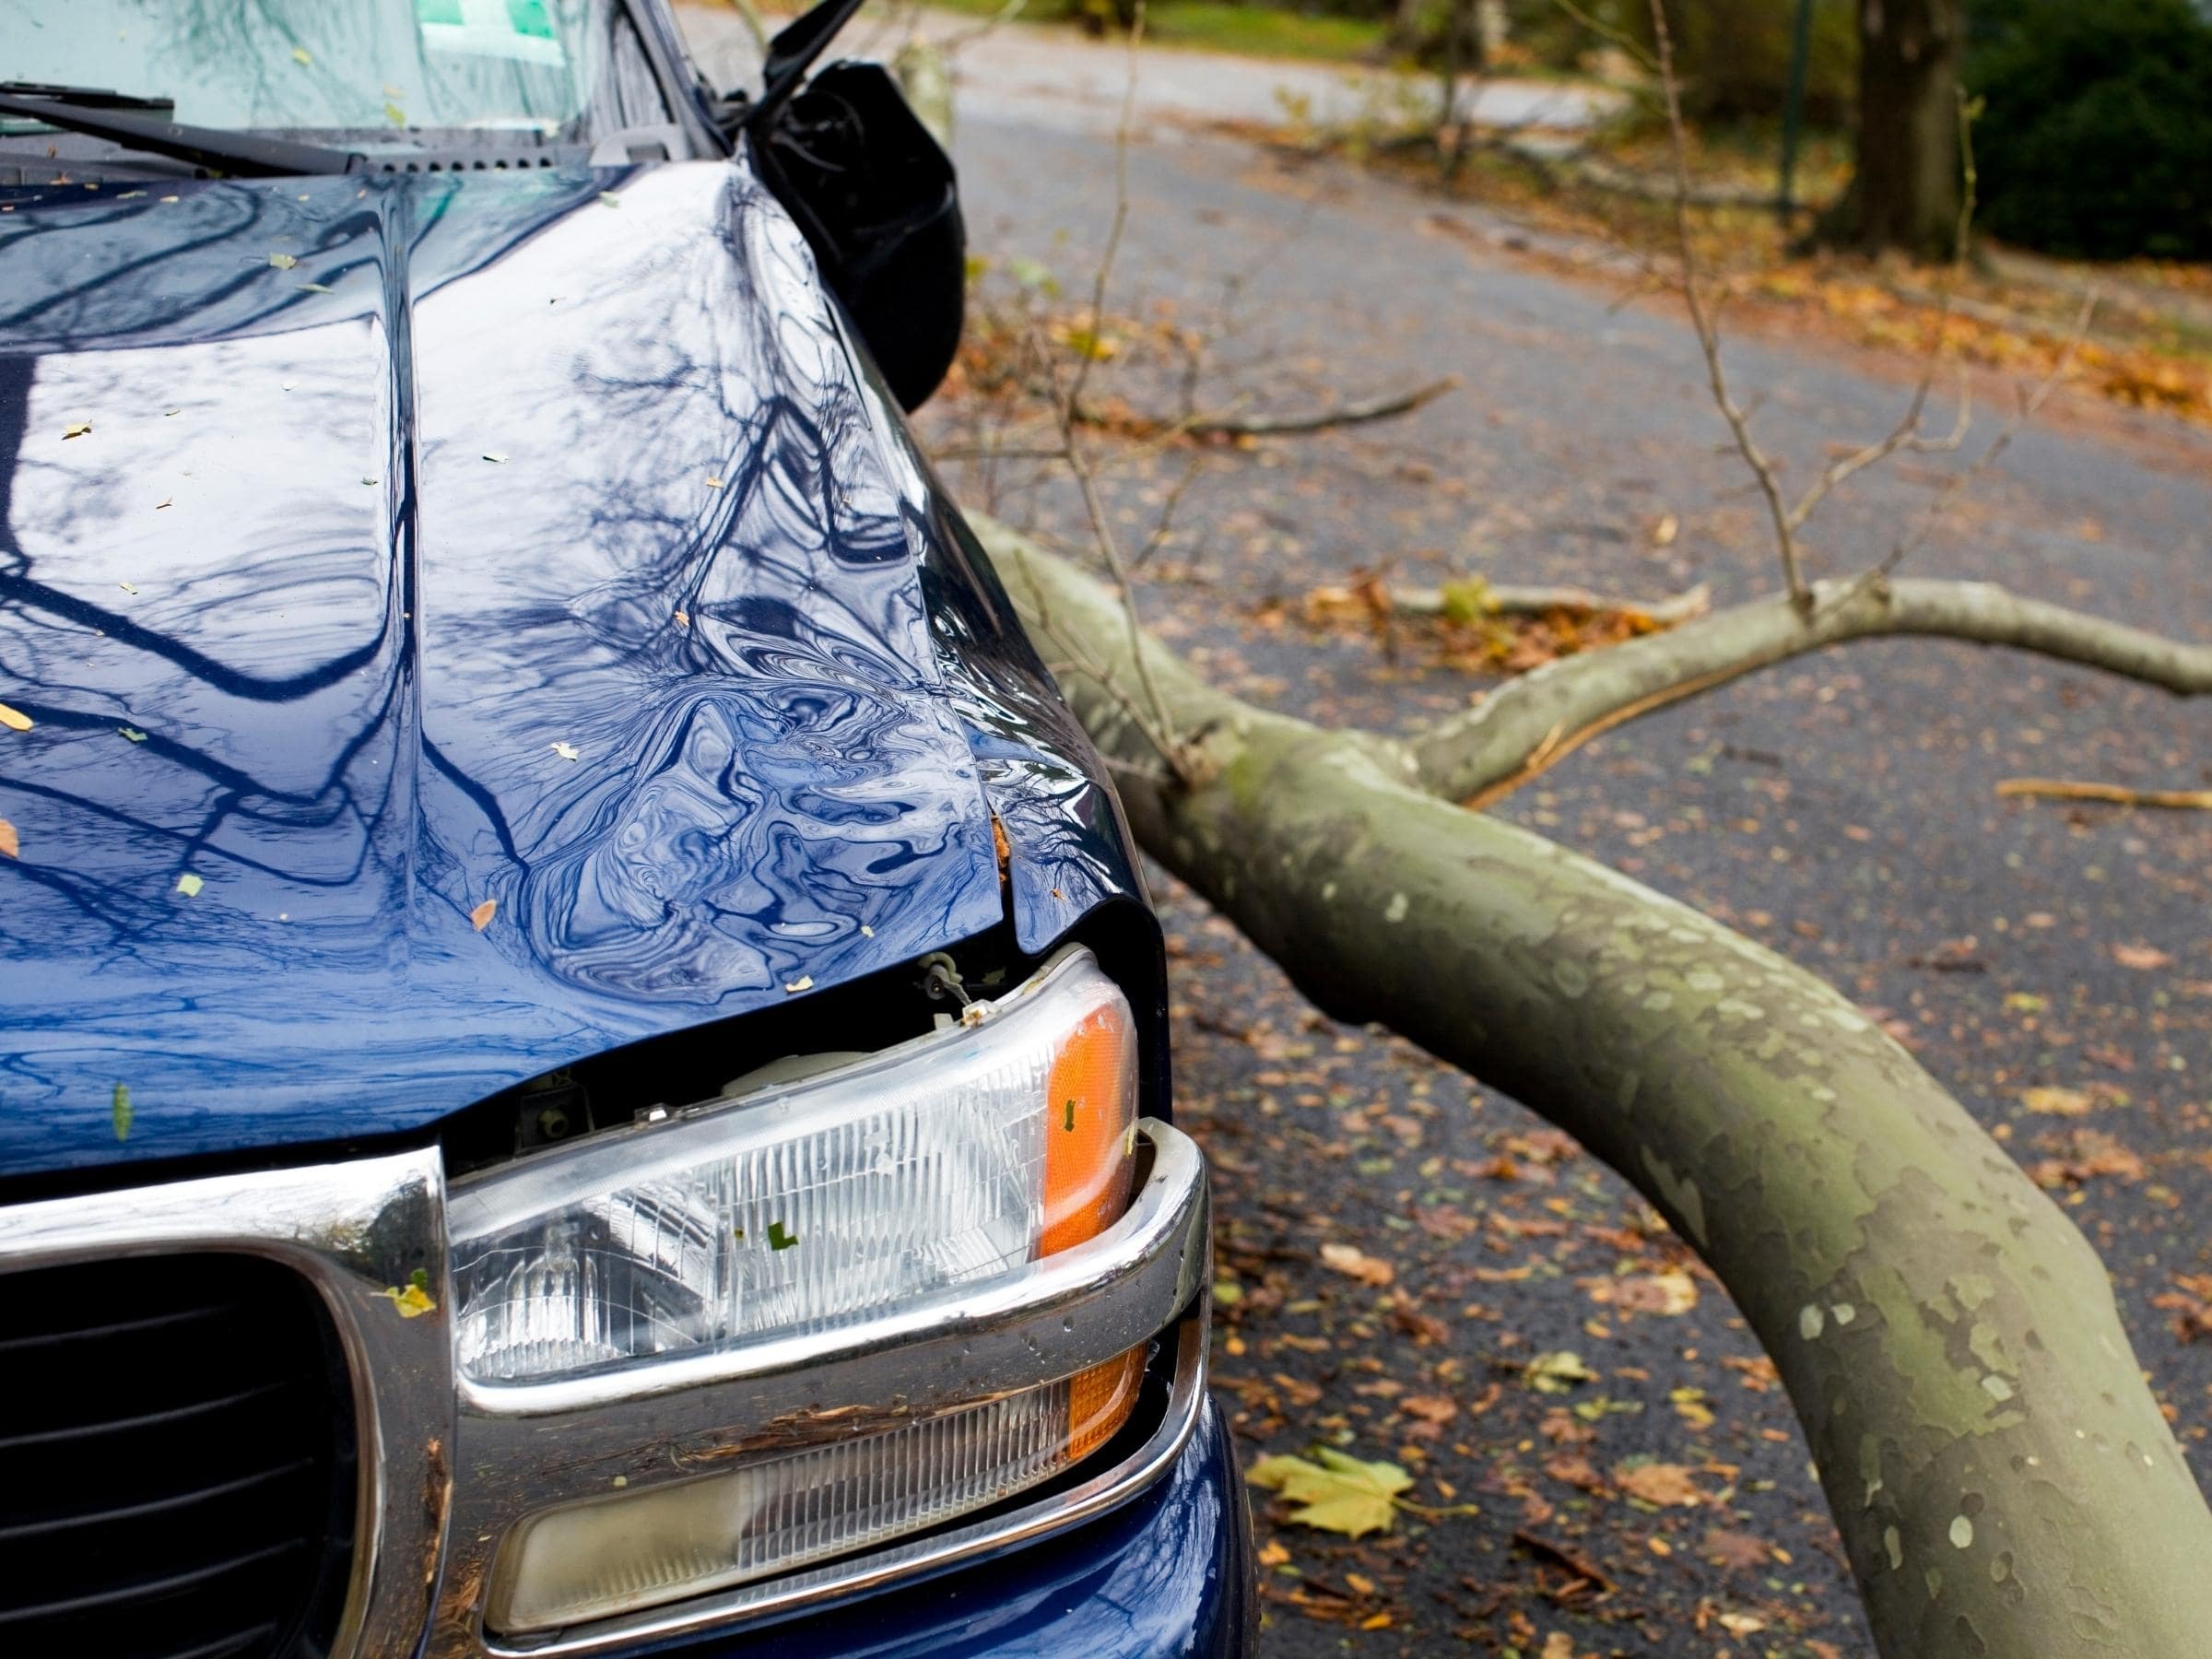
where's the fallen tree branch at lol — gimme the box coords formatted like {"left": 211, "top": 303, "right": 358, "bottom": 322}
{"left": 977, "top": 512, "right": 2212, "bottom": 1659}
{"left": 1410, "top": 576, "right": 2212, "bottom": 806}
{"left": 1389, "top": 578, "right": 1712, "bottom": 625}
{"left": 1998, "top": 778, "right": 2212, "bottom": 811}
{"left": 1093, "top": 376, "right": 1461, "bottom": 442}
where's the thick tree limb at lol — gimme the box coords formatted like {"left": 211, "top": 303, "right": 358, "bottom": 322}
{"left": 1411, "top": 577, "right": 2212, "bottom": 806}
{"left": 975, "top": 512, "right": 2212, "bottom": 1659}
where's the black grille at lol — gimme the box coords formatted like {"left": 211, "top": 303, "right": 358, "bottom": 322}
{"left": 0, "top": 1253, "right": 358, "bottom": 1658}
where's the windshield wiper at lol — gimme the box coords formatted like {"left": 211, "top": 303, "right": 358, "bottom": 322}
{"left": 0, "top": 86, "right": 359, "bottom": 178}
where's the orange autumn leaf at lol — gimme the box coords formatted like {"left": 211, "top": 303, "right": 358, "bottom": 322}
{"left": 470, "top": 899, "right": 497, "bottom": 932}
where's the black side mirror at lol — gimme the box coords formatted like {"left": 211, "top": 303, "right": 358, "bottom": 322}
{"left": 738, "top": 0, "right": 965, "bottom": 412}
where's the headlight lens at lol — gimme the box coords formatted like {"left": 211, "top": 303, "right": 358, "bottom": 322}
{"left": 458, "top": 947, "right": 1166, "bottom": 1634}
{"left": 451, "top": 949, "right": 1140, "bottom": 1385}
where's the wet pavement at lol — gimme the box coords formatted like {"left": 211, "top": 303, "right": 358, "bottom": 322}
{"left": 919, "top": 99, "right": 2212, "bottom": 1659}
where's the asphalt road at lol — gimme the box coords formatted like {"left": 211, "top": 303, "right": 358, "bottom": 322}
{"left": 920, "top": 87, "right": 2212, "bottom": 1659}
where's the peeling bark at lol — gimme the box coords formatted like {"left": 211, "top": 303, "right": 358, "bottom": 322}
{"left": 977, "top": 514, "right": 2212, "bottom": 1658}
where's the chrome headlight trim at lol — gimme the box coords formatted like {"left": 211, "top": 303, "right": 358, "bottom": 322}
{"left": 439, "top": 1116, "right": 1208, "bottom": 1646}
{"left": 474, "top": 1297, "right": 1213, "bottom": 1659}
{"left": 0, "top": 1147, "right": 452, "bottom": 1659}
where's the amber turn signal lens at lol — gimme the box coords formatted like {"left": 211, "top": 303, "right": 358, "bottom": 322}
{"left": 1041, "top": 993, "right": 1146, "bottom": 1460}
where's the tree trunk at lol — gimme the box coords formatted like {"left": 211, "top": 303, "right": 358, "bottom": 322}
{"left": 976, "top": 514, "right": 2212, "bottom": 1659}
{"left": 1824, "top": 0, "right": 1964, "bottom": 260}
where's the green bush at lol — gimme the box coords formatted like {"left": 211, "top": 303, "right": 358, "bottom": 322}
{"left": 1969, "top": 0, "right": 2212, "bottom": 261}
{"left": 1634, "top": 0, "right": 1860, "bottom": 124}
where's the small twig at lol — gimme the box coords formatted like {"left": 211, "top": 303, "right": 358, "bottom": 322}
{"left": 1858, "top": 289, "right": 2100, "bottom": 591}
{"left": 1512, "top": 1528, "right": 1618, "bottom": 1593}
{"left": 1182, "top": 377, "right": 1460, "bottom": 441}
{"left": 1544, "top": 0, "right": 1658, "bottom": 72}
{"left": 1130, "top": 452, "right": 1208, "bottom": 571}
{"left": 1644, "top": 0, "right": 1808, "bottom": 612}
{"left": 1997, "top": 779, "right": 2212, "bottom": 812}
{"left": 1462, "top": 660, "right": 1754, "bottom": 811}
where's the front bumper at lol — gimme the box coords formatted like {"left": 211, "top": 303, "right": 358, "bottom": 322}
{"left": 0, "top": 1122, "right": 1249, "bottom": 1658}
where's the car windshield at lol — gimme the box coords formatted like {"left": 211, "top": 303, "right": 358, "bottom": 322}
{"left": 0, "top": 0, "right": 668, "bottom": 141}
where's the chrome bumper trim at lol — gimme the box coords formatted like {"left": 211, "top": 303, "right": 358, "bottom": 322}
{"left": 439, "top": 1116, "right": 1209, "bottom": 1649}
{"left": 476, "top": 1294, "right": 1212, "bottom": 1658}
{"left": 0, "top": 1147, "right": 452, "bottom": 1659}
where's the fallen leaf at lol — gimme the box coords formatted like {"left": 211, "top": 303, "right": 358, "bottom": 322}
{"left": 550, "top": 740, "right": 581, "bottom": 761}
{"left": 297, "top": 281, "right": 334, "bottom": 294}
{"left": 1717, "top": 1612, "right": 1768, "bottom": 1636}
{"left": 1614, "top": 1460, "right": 1703, "bottom": 1507}
{"left": 1526, "top": 1350, "right": 1596, "bottom": 1394}
{"left": 482, "top": 452, "right": 508, "bottom": 464}
{"left": 112, "top": 1082, "right": 133, "bottom": 1142}
{"left": 63, "top": 420, "right": 91, "bottom": 440}
{"left": 1398, "top": 1394, "right": 1458, "bottom": 1425}
{"left": 705, "top": 475, "right": 724, "bottom": 488}
{"left": 0, "top": 818, "right": 17, "bottom": 858}
{"left": 1541, "top": 1636, "right": 1576, "bottom": 1659}
{"left": 381, "top": 1269, "right": 436, "bottom": 1317}
{"left": 2022, "top": 1086, "right": 2094, "bottom": 1117}
{"left": 673, "top": 609, "right": 690, "bottom": 628}
{"left": 267, "top": 251, "right": 298, "bottom": 269}
{"left": 1587, "top": 1267, "right": 1699, "bottom": 1316}
{"left": 155, "top": 498, "right": 172, "bottom": 510}
{"left": 384, "top": 101, "right": 406, "bottom": 126}
{"left": 1319, "top": 1241, "right": 1395, "bottom": 1287}
{"left": 1245, "top": 1448, "right": 1411, "bottom": 1538}
{"left": 2112, "top": 943, "right": 2172, "bottom": 971}
{"left": 1650, "top": 512, "right": 1679, "bottom": 547}
{"left": 784, "top": 974, "right": 815, "bottom": 994}
{"left": 0, "top": 702, "right": 31, "bottom": 732}
{"left": 117, "top": 725, "right": 147, "bottom": 743}
{"left": 118, "top": 580, "right": 138, "bottom": 594}
{"left": 292, "top": 45, "right": 313, "bottom": 65}
{"left": 599, "top": 191, "right": 621, "bottom": 207}
{"left": 1702, "top": 1527, "right": 1772, "bottom": 1570}
{"left": 175, "top": 872, "right": 203, "bottom": 898}
{"left": 470, "top": 899, "right": 497, "bottom": 931}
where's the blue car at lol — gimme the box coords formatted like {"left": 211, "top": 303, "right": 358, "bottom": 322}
{"left": 0, "top": 2, "right": 1253, "bottom": 1654}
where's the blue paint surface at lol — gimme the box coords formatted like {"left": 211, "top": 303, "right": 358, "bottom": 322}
{"left": 0, "top": 155, "right": 1135, "bottom": 1175}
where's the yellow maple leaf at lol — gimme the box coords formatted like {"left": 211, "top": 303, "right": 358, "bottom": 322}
{"left": 1246, "top": 1447, "right": 1411, "bottom": 1538}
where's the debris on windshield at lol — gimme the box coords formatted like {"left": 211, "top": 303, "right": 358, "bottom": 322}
{"left": 63, "top": 420, "right": 90, "bottom": 440}
{"left": 0, "top": 704, "right": 30, "bottom": 732}
{"left": 297, "top": 281, "right": 333, "bottom": 294}
{"left": 550, "top": 741, "right": 580, "bottom": 761}
{"left": 599, "top": 192, "right": 619, "bottom": 208}
{"left": 470, "top": 899, "right": 498, "bottom": 932}
{"left": 783, "top": 975, "right": 814, "bottom": 994}
{"left": 175, "top": 873, "right": 203, "bottom": 898}
{"left": 111, "top": 1083, "right": 132, "bottom": 1142}
{"left": 117, "top": 725, "right": 147, "bottom": 743}
{"left": 482, "top": 452, "right": 508, "bottom": 464}
{"left": 291, "top": 46, "right": 312, "bottom": 66}
{"left": 0, "top": 818, "right": 18, "bottom": 859}
{"left": 267, "top": 252, "right": 297, "bottom": 270}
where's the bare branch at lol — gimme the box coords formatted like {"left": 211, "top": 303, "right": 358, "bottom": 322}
{"left": 1997, "top": 779, "right": 2212, "bottom": 811}
{"left": 1410, "top": 571, "right": 2212, "bottom": 805}
{"left": 1181, "top": 376, "right": 1460, "bottom": 441}
{"left": 1389, "top": 578, "right": 1712, "bottom": 625}
{"left": 1643, "top": 0, "right": 1809, "bottom": 609}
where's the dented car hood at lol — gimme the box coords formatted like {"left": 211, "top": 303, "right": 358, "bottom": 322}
{"left": 0, "top": 160, "right": 1126, "bottom": 1178}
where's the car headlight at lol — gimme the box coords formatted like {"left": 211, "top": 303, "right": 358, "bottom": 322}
{"left": 446, "top": 947, "right": 1171, "bottom": 1635}
{"left": 451, "top": 948, "right": 1138, "bottom": 1384}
